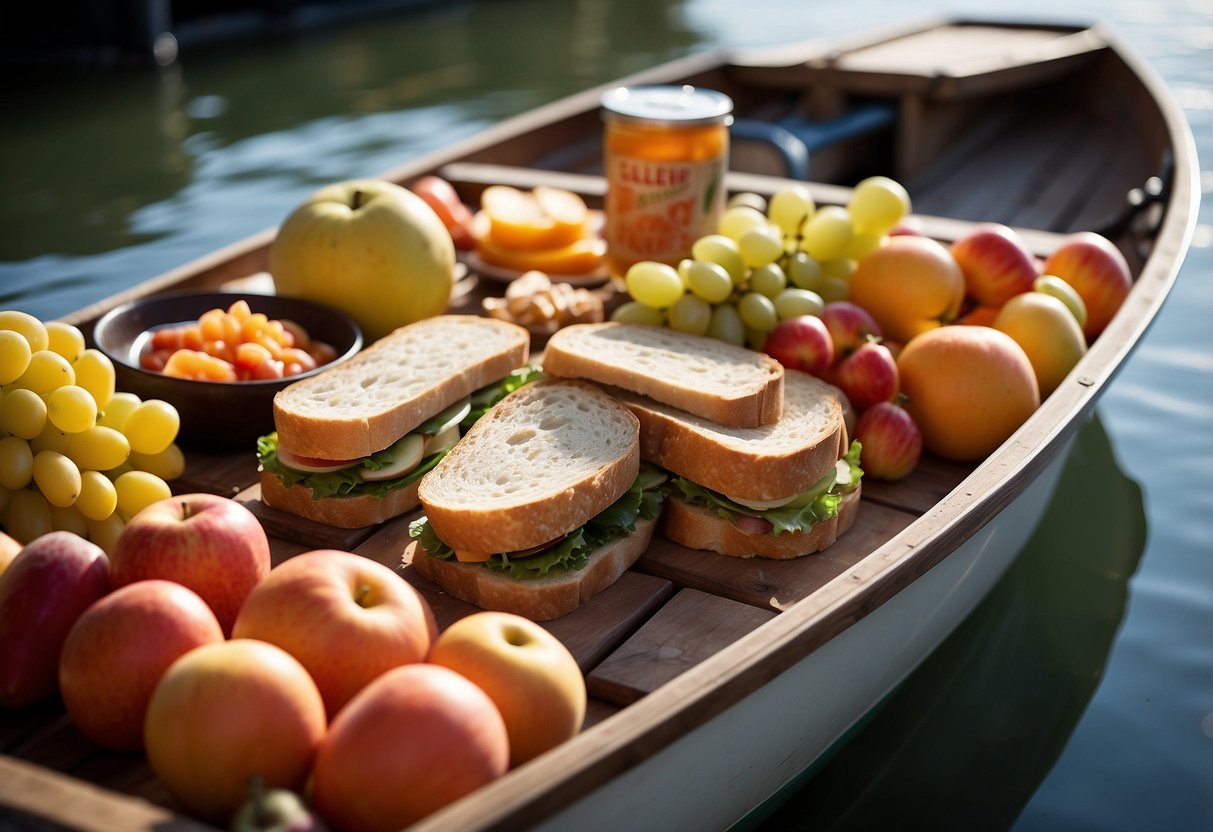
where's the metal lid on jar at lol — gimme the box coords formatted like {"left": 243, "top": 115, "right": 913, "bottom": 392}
{"left": 601, "top": 84, "right": 734, "bottom": 126}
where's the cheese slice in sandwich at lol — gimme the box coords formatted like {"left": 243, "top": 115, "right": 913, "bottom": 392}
{"left": 257, "top": 315, "right": 533, "bottom": 529}
{"left": 542, "top": 322, "right": 784, "bottom": 427}
{"left": 408, "top": 378, "right": 666, "bottom": 621}
{"left": 615, "top": 370, "right": 863, "bottom": 560}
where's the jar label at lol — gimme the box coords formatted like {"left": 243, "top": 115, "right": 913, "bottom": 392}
{"left": 604, "top": 154, "right": 725, "bottom": 267}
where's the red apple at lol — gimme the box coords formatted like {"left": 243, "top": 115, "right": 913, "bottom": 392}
{"left": 0, "top": 531, "right": 21, "bottom": 577}
{"left": 819, "top": 301, "right": 883, "bottom": 359}
{"left": 58, "top": 580, "right": 223, "bottom": 751}
{"left": 232, "top": 549, "right": 437, "bottom": 718}
{"left": 0, "top": 532, "right": 110, "bottom": 708}
{"left": 834, "top": 341, "right": 899, "bottom": 413}
{"left": 950, "top": 223, "right": 1038, "bottom": 308}
{"left": 763, "top": 315, "right": 834, "bottom": 375}
{"left": 428, "top": 611, "right": 586, "bottom": 767}
{"left": 311, "top": 663, "right": 509, "bottom": 832}
{"left": 144, "top": 639, "right": 327, "bottom": 823}
{"left": 109, "top": 493, "right": 270, "bottom": 636}
{"left": 854, "top": 401, "right": 923, "bottom": 480}
{"left": 1041, "top": 231, "right": 1132, "bottom": 340}
{"left": 411, "top": 175, "right": 475, "bottom": 251}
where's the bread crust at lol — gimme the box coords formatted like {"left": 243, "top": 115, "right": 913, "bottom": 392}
{"left": 273, "top": 316, "right": 529, "bottom": 459}
{"left": 659, "top": 485, "right": 861, "bottom": 559}
{"left": 259, "top": 469, "right": 421, "bottom": 528}
{"left": 542, "top": 323, "right": 783, "bottom": 427}
{"left": 418, "top": 379, "right": 640, "bottom": 554}
{"left": 409, "top": 516, "right": 658, "bottom": 621}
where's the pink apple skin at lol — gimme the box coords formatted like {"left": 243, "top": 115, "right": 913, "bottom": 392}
{"left": 0, "top": 532, "right": 110, "bottom": 708}
{"left": 950, "top": 224, "right": 1038, "bottom": 308}
{"left": 819, "top": 301, "right": 883, "bottom": 359}
{"left": 232, "top": 549, "right": 438, "bottom": 718}
{"left": 763, "top": 315, "right": 835, "bottom": 376}
{"left": 109, "top": 493, "right": 271, "bottom": 636}
{"left": 854, "top": 402, "right": 923, "bottom": 480}
{"left": 835, "top": 341, "right": 899, "bottom": 413}
{"left": 58, "top": 580, "right": 224, "bottom": 750}
{"left": 1041, "top": 231, "right": 1132, "bottom": 340}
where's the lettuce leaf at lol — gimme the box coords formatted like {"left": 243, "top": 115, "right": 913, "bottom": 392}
{"left": 672, "top": 441, "right": 863, "bottom": 536}
{"left": 462, "top": 365, "right": 545, "bottom": 429}
{"left": 408, "top": 465, "right": 667, "bottom": 580}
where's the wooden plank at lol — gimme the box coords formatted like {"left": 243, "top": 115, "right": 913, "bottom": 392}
{"left": 235, "top": 483, "right": 382, "bottom": 551}
{"left": 636, "top": 501, "right": 915, "bottom": 611}
{"left": 861, "top": 454, "right": 972, "bottom": 515}
{"left": 586, "top": 589, "right": 776, "bottom": 706}
{"left": 173, "top": 448, "right": 260, "bottom": 498}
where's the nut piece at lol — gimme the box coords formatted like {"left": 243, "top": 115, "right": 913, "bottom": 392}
{"left": 484, "top": 271, "right": 604, "bottom": 335}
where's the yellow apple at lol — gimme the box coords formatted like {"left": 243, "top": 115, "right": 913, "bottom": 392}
{"left": 850, "top": 235, "right": 965, "bottom": 344}
{"left": 994, "top": 292, "right": 1087, "bottom": 398}
{"left": 269, "top": 179, "right": 455, "bottom": 342}
{"left": 427, "top": 611, "right": 586, "bottom": 767}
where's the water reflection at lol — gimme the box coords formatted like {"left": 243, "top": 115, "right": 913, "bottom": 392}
{"left": 757, "top": 414, "right": 1146, "bottom": 830}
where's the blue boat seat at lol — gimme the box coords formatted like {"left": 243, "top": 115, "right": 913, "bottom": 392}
{"left": 730, "top": 101, "right": 896, "bottom": 180}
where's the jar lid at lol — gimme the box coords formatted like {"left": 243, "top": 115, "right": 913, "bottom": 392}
{"left": 601, "top": 84, "right": 734, "bottom": 126}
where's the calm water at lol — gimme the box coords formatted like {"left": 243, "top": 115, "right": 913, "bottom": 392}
{"left": 2, "top": 1, "right": 1210, "bottom": 828}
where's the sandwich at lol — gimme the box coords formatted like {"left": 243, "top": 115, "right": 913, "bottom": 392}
{"left": 407, "top": 378, "right": 666, "bottom": 620}
{"left": 256, "top": 315, "right": 533, "bottom": 528}
{"left": 542, "top": 321, "right": 785, "bottom": 427}
{"left": 616, "top": 370, "right": 862, "bottom": 559}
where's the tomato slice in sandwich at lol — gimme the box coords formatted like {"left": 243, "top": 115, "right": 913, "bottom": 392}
{"left": 275, "top": 446, "right": 361, "bottom": 474}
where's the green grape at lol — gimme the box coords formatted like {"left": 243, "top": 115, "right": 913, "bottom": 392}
{"left": 4, "top": 489, "right": 52, "bottom": 545}
{"left": 0, "top": 330, "right": 32, "bottom": 385}
{"left": 684, "top": 260, "right": 734, "bottom": 304}
{"left": 0, "top": 436, "right": 34, "bottom": 490}
{"left": 45, "top": 321, "right": 86, "bottom": 364}
{"left": 97, "top": 391, "right": 141, "bottom": 431}
{"left": 0, "top": 310, "right": 49, "bottom": 353}
{"left": 767, "top": 186, "right": 815, "bottom": 237}
{"left": 818, "top": 275, "right": 853, "bottom": 304}
{"left": 848, "top": 175, "right": 910, "bottom": 235}
{"left": 66, "top": 425, "right": 131, "bottom": 472}
{"left": 800, "top": 206, "right": 853, "bottom": 262}
{"left": 611, "top": 301, "right": 666, "bottom": 327}
{"left": 625, "top": 261, "right": 685, "bottom": 309}
{"left": 86, "top": 512, "right": 125, "bottom": 553}
{"left": 50, "top": 504, "right": 89, "bottom": 537}
{"left": 707, "top": 303, "right": 745, "bottom": 346}
{"left": 0, "top": 387, "right": 48, "bottom": 440}
{"left": 73, "top": 349, "right": 116, "bottom": 412}
{"left": 785, "top": 251, "right": 824, "bottom": 292}
{"left": 33, "top": 450, "right": 81, "bottom": 508}
{"left": 820, "top": 257, "right": 856, "bottom": 280}
{"left": 691, "top": 234, "right": 746, "bottom": 284}
{"left": 774, "top": 288, "right": 825, "bottom": 320}
{"left": 47, "top": 385, "right": 98, "bottom": 434}
{"left": 748, "top": 263, "right": 787, "bottom": 298}
{"left": 15, "top": 350, "right": 75, "bottom": 396}
{"left": 843, "top": 231, "right": 884, "bottom": 262}
{"left": 676, "top": 258, "right": 694, "bottom": 287}
{"left": 667, "top": 294, "right": 712, "bottom": 336}
{"left": 130, "top": 443, "right": 185, "bottom": 481}
{"left": 738, "top": 226, "right": 784, "bottom": 269}
{"left": 76, "top": 470, "right": 119, "bottom": 522}
{"left": 1034, "top": 274, "right": 1088, "bottom": 328}
{"left": 123, "top": 399, "right": 180, "bottom": 456}
{"left": 717, "top": 205, "right": 768, "bottom": 243}
{"left": 30, "top": 426, "right": 71, "bottom": 456}
{"left": 738, "top": 292, "right": 778, "bottom": 333}
{"left": 745, "top": 326, "right": 769, "bottom": 352}
{"left": 114, "top": 469, "right": 171, "bottom": 519}
{"left": 728, "top": 192, "right": 768, "bottom": 214}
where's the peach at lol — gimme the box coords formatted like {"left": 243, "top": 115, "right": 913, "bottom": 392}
{"left": 896, "top": 326, "right": 1040, "bottom": 462}
{"left": 1041, "top": 232, "right": 1132, "bottom": 340}
{"left": 850, "top": 235, "right": 965, "bottom": 344}
{"left": 993, "top": 292, "right": 1087, "bottom": 398}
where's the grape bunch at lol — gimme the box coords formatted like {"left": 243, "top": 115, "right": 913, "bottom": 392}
{"left": 0, "top": 310, "right": 184, "bottom": 548}
{"left": 613, "top": 176, "right": 911, "bottom": 348}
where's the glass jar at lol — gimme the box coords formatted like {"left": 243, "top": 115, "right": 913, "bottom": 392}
{"left": 601, "top": 84, "right": 733, "bottom": 275}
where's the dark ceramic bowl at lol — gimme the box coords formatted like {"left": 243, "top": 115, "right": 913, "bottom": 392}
{"left": 92, "top": 291, "right": 362, "bottom": 450}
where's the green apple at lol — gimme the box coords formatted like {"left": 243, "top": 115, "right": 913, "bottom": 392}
{"left": 269, "top": 179, "right": 455, "bottom": 342}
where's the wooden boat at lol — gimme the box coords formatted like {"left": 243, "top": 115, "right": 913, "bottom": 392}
{"left": 0, "top": 16, "right": 1198, "bottom": 832}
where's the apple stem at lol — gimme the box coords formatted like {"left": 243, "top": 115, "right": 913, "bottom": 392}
{"left": 354, "top": 582, "right": 372, "bottom": 607}
{"left": 249, "top": 776, "right": 268, "bottom": 825}
{"left": 351, "top": 189, "right": 365, "bottom": 211}
{"left": 180, "top": 500, "right": 192, "bottom": 521}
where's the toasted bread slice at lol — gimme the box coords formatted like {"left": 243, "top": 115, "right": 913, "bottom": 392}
{"left": 272, "top": 316, "right": 529, "bottom": 459}
{"left": 418, "top": 378, "right": 640, "bottom": 555}
{"left": 542, "top": 322, "right": 784, "bottom": 427}
{"left": 409, "top": 516, "right": 657, "bottom": 621}
{"left": 661, "top": 485, "right": 861, "bottom": 560}
{"left": 614, "top": 370, "right": 846, "bottom": 503}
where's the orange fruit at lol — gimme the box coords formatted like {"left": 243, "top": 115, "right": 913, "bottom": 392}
{"left": 896, "top": 325, "right": 1040, "bottom": 462}
{"left": 481, "top": 185, "right": 588, "bottom": 251}
{"left": 474, "top": 232, "right": 605, "bottom": 276}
